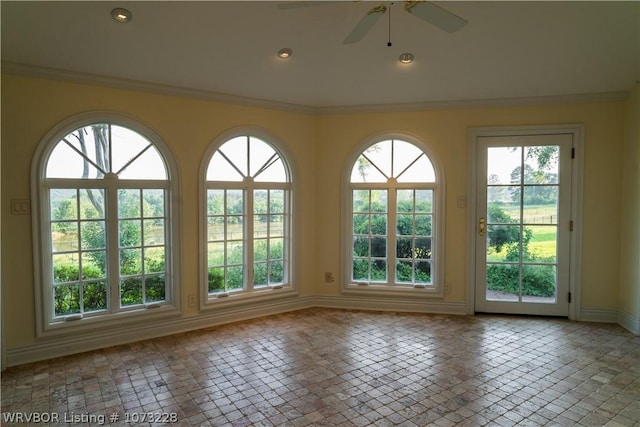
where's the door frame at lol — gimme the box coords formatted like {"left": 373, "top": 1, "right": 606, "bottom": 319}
{"left": 466, "top": 125, "right": 584, "bottom": 320}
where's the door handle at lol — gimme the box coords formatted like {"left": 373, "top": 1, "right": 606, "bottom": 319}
{"left": 479, "top": 217, "right": 486, "bottom": 236}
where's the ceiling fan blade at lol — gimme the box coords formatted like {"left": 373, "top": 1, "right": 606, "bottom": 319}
{"left": 404, "top": 1, "right": 467, "bottom": 33}
{"left": 343, "top": 4, "right": 387, "bottom": 44}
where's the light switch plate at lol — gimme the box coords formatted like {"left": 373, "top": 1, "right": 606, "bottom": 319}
{"left": 11, "top": 199, "right": 31, "bottom": 215}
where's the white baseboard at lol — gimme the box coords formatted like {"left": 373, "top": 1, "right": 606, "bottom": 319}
{"left": 617, "top": 309, "right": 640, "bottom": 334}
{"left": 6, "top": 298, "right": 634, "bottom": 367}
{"left": 580, "top": 307, "right": 619, "bottom": 323}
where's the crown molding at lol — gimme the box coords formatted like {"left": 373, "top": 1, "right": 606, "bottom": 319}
{"left": 2, "top": 61, "right": 630, "bottom": 115}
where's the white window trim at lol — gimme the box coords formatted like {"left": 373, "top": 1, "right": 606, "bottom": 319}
{"left": 199, "top": 127, "right": 299, "bottom": 309}
{"left": 341, "top": 131, "right": 446, "bottom": 297}
{"left": 31, "top": 112, "right": 182, "bottom": 337}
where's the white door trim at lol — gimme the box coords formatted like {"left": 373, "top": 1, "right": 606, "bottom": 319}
{"left": 467, "top": 124, "right": 584, "bottom": 320}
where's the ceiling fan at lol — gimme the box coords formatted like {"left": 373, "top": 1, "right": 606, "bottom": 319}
{"left": 278, "top": 1, "right": 467, "bottom": 45}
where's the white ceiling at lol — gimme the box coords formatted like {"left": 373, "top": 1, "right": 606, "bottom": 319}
{"left": 2, "top": 1, "right": 639, "bottom": 110}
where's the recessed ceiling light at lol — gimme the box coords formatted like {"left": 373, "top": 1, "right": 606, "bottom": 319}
{"left": 278, "top": 48, "right": 293, "bottom": 58}
{"left": 399, "top": 53, "right": 414, "bottom": 64}
{"left": 111, "top": 8, "right": 132, "bottom": 23}
{"left": 398, "top": 53, "right": 413, "bottom": 64}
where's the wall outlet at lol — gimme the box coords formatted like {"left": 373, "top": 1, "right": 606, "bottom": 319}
{"left": 324, "top": 272, "right": 335, "bottom": 283}
{"left": 188, "top": 294, "right": 196, "bottom": 308}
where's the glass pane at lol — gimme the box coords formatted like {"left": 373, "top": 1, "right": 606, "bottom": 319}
{"left": 269, "top": 238, "right": 283, "bottom": 259}
{"left": 208, "top": 267, "right": 225, "bottom": 293}
{"left": 119, "top": 220, "right": 142, "bottom": 247}
{"left": 353, "top": 237, "right": 369, "bottom": 257}
{"left": 270, "top": 190, "right": 285, "bottom": 213}
{"left": 397, "top": 260, "right": 413, "bottom": 282}
{"left": 145, "top": 275, "right": 166, "bottom": 302}
{"left": 415, "top": 238, "right": 431, "bottom": 260}
{"left": 353, "top": 259, "right": 368, "bottom": 281}
{"left": 144, "top": 219, "right": 164, "bottom": 245}
{"left": 121, "top": 277, "right": 143, "bottom": 306}
{"left": 227, "top": 217, "right": 243, "bottom": 240}
{"left": 53, "top": 254, "right": 79, "bottom": 283}
{"left": 144, "top": 247, "right": 165, "bottom": 273}
{"left": 207, "top": 190, "right": 225, "bottom": 215}
{"left": 523, "top": 186, "right": 558, "bottom": 217}
{"left": 370, "top": 190, "right": 387, "bottom": 212}
{"left": 227, "top": 242, "right": 243, "bottom": 264}
{"left": 254, "top": 190, "right": 268, "bottom": 214}
{"left": 219, "top": 137, "right": 248, "bottom": 177}
{"left": 208, "top": 242, "right": 225, "bottom": 267}
{"left": 393, "top": 141, "right": 424, "bottom": 179}
{"left": 208, "top": 218, "right": 225, "bottom": 241}
{"left": 396, "top": 238, "right": 412, "bottom": 259}
{"left": 525, "top": 226, "right": 557, "bottom": 263}
{"left": 254, "top": 262, "right": 268, "bottom": 287}
{"left": 83, "top": 281, "right": 107, "bottom": 312}
{"left": 397, "top": 190, "right": 413, "bottom": 212}
{"left": 143, "top": 189, "right": 165, "bottom": 217}
{"left": 522, "top": 265, "right": 556, "bottom": 301}
{"left": 118, "top": 189, "right": 141, "bottom": 218}
{"left": 207, "top": 151, "right": 244, "bottom": 181}
{"left": 416, "top": 261, "right": 431, "bottom": 284}
{"left": 364, "top": 141, "right": 392, "bottom": 178}
{"left": 371, "top": 237, "right": 386, "bottom": 258}
{"left": 269, "top": 260, "right": 284, "bottom": 283}
{"left": 524, "top": 146, "right": 559, "bottom": 184}
{"left": 254, "top": 158, "right": 287, "bottom": 182}
{"left": 47, "top": 140, "right": 103, "bottom": 178}
{"left": 415, "top": 215, "right": 431, "bottom": 236}
{"left": 254, "top": 239, "right": 268, "bottom": 261}
{"left": 488, "top": 147, "right": 521, "bottom": 185}
{"left": 351, "top": 156, "right": 387, "bottom": 183}
{"left": 81, "top": 221, "right": 105, "bottom": 250}
{"left": 487, "top": 225, "right": 521, "bottom": 262}
{"left": 396, "top": 215, "right": 413, "bottom": 236}
{"left": 226, "top": 266, "right": 244, "bottom": 290}
{"left": 415, "top": 190, "right": 432, "bottom": 212}
{"left": 82, "top": 252, "right": 105, "bottom": 278}
{"left": 397, "top": 155, "right": 435, "bottom": 183}
{"left": 487, "top": 200, "right": 520, "bottom": 223}
{"left": 120, "top": 248, "right": 142, "bottom": 274}
{"left": 353, "top": 190, "right": 369, "bottom": 212}
{"left": 50, "top": 189, "right": 78, "bottom": 220}
{"left": 254, "top": 216, "right": 269, "bottom": 238}
{"left": 371, "top": 260, "right": 386, "bottom": 281}
{"left": 370, "top": 214, "right": 386, "bottom": 235}
{"left": 52, "top": 223, "right": 78, "bottom": 252}
{"left": 270, "top": 216, "right": 284, "bottom": 236}
{"left": 353, "top": 214, "right": 369, "bottom": 234}
{"left": 54, "top": 284, "right": 80, "bottom": 316}
{"left": 118, "top": 145, "right": 167, "bottom": 180}
{"left": 226, "top": 190, "right": 244, "bottom": 215}
{"left": 486, "top": 263, "right": 519, "bottom": 301}
{"left": 250, "top": 137, "right": 276, "bottom": 177}
{"left": 80, "top": 189, "right": 104, "bottom": 219}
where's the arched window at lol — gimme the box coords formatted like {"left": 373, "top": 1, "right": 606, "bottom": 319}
{"left": 344, "top": 136, "right": 445, "bottom": 295}
{"left": 202, "top": 132, "right": 293, "bottom": 304}
{"left": 32, "top": 114, "right": 180, "bottom": 335}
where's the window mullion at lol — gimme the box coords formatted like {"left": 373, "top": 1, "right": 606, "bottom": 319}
{"left": 246, "top": 186, "right": 254, "bottom": 291}
{"left": 106, "top": 183, "right": 120, "bottom": 313}
{"left": 388, "top": 187, "right": 397, "bottom": 285}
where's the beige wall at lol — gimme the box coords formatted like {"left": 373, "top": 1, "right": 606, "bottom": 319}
{"left": 0, "top": 73, "right": 631, "bottom": 352}
{"left": 619, "top": 83, "right": 640, "bottom": 320}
